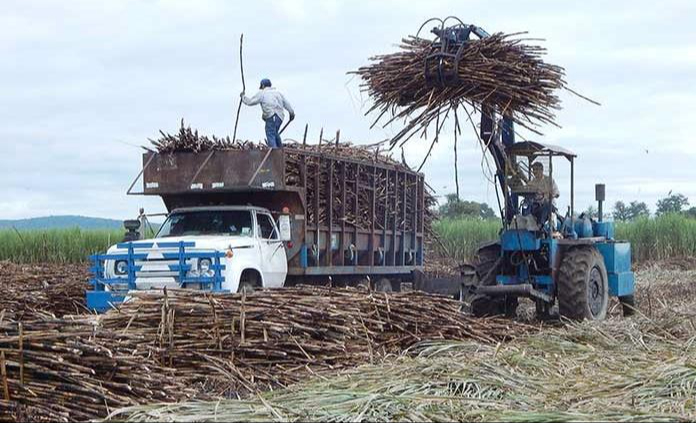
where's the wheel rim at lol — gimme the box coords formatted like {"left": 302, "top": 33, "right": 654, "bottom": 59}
{"left": 588, "top": 266, "right": 605, "bottom": 317}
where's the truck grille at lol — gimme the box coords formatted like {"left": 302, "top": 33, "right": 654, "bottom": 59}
{"left": 135, "top": 248, "right": 208, "bottom": 287}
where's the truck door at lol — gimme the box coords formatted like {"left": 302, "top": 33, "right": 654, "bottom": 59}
{"left": 256, "top": 212, "right": 288, "bottom": 287}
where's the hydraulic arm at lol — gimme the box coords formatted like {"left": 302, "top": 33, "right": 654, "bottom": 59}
{"left": 424, "top": 20, "right": 517, "bottom": 223}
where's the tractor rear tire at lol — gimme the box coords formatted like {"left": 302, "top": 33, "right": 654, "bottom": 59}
{"left": 558, "top": 246, "right": 609, "bottom": 321}
{"left": 475, "top": 242, "right": 502, "bottom": 286}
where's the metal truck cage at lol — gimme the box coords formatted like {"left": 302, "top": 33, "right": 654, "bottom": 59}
{"left": 130, "top": 147, "right": 426, "bottom": 283}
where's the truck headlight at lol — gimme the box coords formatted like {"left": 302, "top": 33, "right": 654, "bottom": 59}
{"left": 115, "top": 260, "right": 128, "bottom": 275}
{"left": 198, "top": 258, "right": 212, "bottom": 273}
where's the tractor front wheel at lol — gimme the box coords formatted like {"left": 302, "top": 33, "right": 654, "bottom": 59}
{"left": 467, "top": 243, "right": 518, "bottom": 317}
{"left": 558, "top": 246, "right": 609, "bottom": 321}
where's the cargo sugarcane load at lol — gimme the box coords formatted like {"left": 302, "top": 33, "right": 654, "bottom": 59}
{"left": 86, "top": 123, "right": 437, "bottom": 311}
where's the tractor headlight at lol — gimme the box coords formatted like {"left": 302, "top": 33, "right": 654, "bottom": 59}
{"left": 115, "top": 260, "right": 128, "bottom": 275}
{"left": 198, "top": 258, "right": 212, "bottom": 273}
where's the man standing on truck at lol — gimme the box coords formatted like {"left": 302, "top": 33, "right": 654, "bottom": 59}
{"left": 240, "top": 78, "right": 295, "bottom": 149}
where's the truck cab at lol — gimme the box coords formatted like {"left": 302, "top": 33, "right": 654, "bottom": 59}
{"left": 87, "top": 205, "right": 290, "bottom": 311}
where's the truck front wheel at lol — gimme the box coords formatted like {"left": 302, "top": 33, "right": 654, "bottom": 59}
{"left": 375, "top": 278, "right": 393, "bottom": 293}
{"left": 558, "top": 246, "right": 609, "bottom": 320}
{"left": 238, "top": 270, "right": 261, "bottom": 294}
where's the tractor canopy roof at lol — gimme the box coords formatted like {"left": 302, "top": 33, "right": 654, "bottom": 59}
{"left": 506, "top": 141, "right": 576, "bottom": 160}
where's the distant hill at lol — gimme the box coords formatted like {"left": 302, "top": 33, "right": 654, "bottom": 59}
{"left": 0, "top": 215, "right": 125, "bottom": 230}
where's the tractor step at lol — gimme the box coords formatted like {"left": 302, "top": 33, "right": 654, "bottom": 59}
{"left": 475, "top": 283, "right": 553, "bottom": 303}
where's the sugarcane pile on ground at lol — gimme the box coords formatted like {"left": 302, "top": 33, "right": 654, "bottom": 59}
{"left": 97, "top": 287, "right": 526, "bottom": 397}
{"left": 110, "top": 313, "right": 696, "bottom": 422}
{"left": 106, "top": 267, "right": 696, "bottom": 423}
{"left": 352, "top": 26, "right": 589, "bottom": 147}
{"left": 0, "top": 261, "right": 90, "bottom": 321}
{"left": 104, "top": 266, "right": 696, "bottom": 422}
{"left": 0, "top": 287, "right": 526, "bottom": 422}
{"left": 0, "top": 318, "right": 194, "bottom": 423}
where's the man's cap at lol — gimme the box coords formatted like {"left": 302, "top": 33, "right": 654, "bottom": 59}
{"left": 260, "top": 78, "right": 272, "bottom": 88}
{"left": 532, "top": 162, "right": 544, "bottom": 169}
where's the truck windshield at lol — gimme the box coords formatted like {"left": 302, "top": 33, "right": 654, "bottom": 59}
{"left": 156, "top": 210, "right": 254, "bottom": 238}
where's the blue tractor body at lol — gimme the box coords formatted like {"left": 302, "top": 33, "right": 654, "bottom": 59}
{"left": 595, "top": 241, "right": 634, "bottom": 297}
{"left": 462, "top": 141, "right": 636, "bottom": 320}
{"left": 497, "top": 226, "right": 634, "bottom": 298}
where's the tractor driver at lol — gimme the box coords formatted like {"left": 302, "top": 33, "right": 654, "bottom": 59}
{"left": 527, "top": 162, "right": 559, "bottom": 200}
{"left": 526, "top": 161, "right": 559, "bottom": 227}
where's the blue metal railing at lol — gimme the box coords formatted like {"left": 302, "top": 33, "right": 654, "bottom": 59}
{"left": 86, "top": 241, "right": 226, "bottom": 312}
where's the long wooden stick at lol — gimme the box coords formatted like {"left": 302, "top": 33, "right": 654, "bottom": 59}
{"left": 232, "top": 33, "right": 246, "bottom": 141}
{"left": 0, "top": 351, "right": 9, "bottom": 401}
{"left": 453, "top": 105, "right": 460, "bottom": 200}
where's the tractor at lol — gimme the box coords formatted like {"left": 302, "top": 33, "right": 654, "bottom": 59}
{"left": 421, "top": 19, "right": 636, "bottom": 320}
{"left": 460, "top": 141, "right": 636, "bottom": 320}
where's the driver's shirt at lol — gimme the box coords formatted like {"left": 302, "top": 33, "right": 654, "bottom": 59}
{"left": 527, "top": 175, "right": 559, "bottom": 200}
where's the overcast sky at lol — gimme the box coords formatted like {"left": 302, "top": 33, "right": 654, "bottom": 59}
{"left": 2, "top": 0, "right": 695, "bottom": 220}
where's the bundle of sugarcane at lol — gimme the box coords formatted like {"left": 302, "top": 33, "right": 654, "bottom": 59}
{"left": 108, "top": 314, "right": 696, "bottom": 423}
{"left": 97, "top": 287, "right": 527, "bottom": 397}
{"left": 150, "top": 119, "right": 257, "bottom": 153}
{"left": 0, "top": 318, "right": 196, "bottom": 423}
{"left": 0, "top": 287, "right": 526, "bottom": 421}
{"left": 151, "top": 120, "right": 403, "bottom": 166}
{"left": 0, "top": 262, "right": 90, "bottom": 321}
{"left": 352, "top": 31, "right": 591, "bottom": 147}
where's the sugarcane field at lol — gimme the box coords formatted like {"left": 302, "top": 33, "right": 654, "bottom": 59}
{"left": 1, "top": 2, "right": 695, "bottom": 422}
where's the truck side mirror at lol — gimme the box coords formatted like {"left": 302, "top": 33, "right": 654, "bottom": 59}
{"left": 277, "top": 215, "right": 292, "bottom": 242}
{"left": 123, "top": 219, "right": 141, "bottom": 242}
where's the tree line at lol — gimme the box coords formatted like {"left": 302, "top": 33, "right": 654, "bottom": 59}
{"left": 608, "top": 193, "right": 695, "bottom": 221}
{"left": 438, "top": 192, "right": 696, "bottom": 221}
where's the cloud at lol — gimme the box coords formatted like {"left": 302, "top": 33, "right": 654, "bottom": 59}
{"left": 1, "top": 0, "right": 695, "bottom": 220}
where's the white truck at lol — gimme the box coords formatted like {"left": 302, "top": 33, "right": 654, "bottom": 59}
{"left": 87, "top": 148, "right": 429, "bottom": 311}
